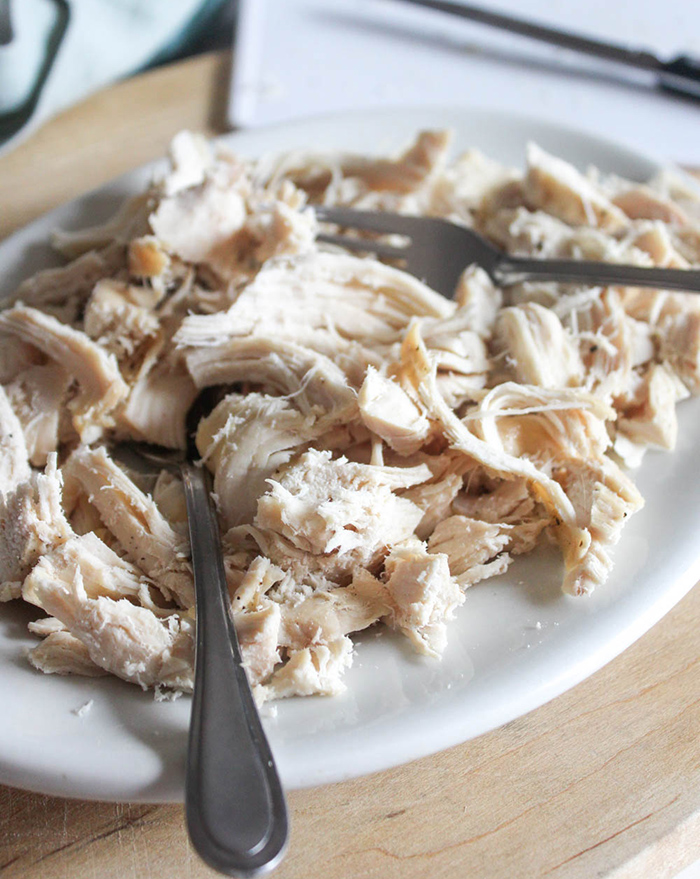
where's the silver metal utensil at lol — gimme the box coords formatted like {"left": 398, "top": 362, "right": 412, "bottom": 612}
{"left": 386, "top": 0, "right": 700, "bottom": 101}
{"left": 183, "top": 461, "right": 288, "bottom": 877}
{"left": 315, "top": 205, "right": 700, "bottom": 299}
{"left": 114, "top": 441, "right": 288, "bottom": 877}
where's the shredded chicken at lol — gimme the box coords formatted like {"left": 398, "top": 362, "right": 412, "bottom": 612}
{"left": 0, "top": 305, "right": 128, "bottom": 443}
{"left": 22, "top": 544, "right": 195, "bottom": 691}
{"left": 63, "top": 445, "right": 194, "bottom": 608}
{"left": 3, "top": 128, "right": 699, "bottom": 702}
{"left": 0, "top": 454, "right": 73, "bottom": 601}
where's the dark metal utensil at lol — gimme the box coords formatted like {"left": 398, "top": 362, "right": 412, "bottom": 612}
{"left": 389, "top": 0, "right": 700, "bottom": 100}
{"left": 183, "top": 461, "right": 289, "bottom": 877}
{"left": 113, "top": 388, "right": 289, "bottom": 876}
{"left": 316, "top": 205, "right": 700, "bottom": 299}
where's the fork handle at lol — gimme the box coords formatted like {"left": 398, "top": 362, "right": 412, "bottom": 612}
{"left": 658, "top": 55, "right": 700, "bottom": 101}
{"left": 494, "top": 257, "right": 700, "bottom": 293}
{"left": 182, "top": 463, "right": 288, "bottom": 877}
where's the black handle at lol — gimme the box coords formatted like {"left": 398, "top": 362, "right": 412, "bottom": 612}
{"left": 658, "top": 55, "right": 700, "bottom": 100}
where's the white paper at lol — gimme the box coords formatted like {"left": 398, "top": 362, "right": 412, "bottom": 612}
{"left": 230, "top": 0, "right": 700, "bottom": 164}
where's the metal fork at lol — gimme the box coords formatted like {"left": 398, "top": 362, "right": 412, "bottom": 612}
{"left": 315, "top": 206, "right": 700, "bottom": 298}
{"left": 114, "top": 419, "right": 288, "bottom": 876}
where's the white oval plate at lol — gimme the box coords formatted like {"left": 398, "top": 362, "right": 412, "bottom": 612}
{"left": 1, "top": 107, "right": 699, "bottom": 803}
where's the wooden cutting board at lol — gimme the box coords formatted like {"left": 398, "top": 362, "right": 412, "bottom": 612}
{"left": 1, "top": 50, "right": 700, "bottom": 879}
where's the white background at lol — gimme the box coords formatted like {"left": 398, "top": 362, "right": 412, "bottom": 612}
{"left": 230, "top": 0, "right": 700, "bottom": 165}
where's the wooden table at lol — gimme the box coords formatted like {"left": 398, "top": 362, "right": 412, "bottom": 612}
{"left": 1, "top": 51, "right": 700, "bottom": 879}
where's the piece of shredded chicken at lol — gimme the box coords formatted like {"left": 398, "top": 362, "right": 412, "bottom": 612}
{"left": 3, "top": 129, "right": 699, "bottom": 703}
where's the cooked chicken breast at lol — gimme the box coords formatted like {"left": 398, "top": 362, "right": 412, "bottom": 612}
{"left": 4, "top": 128, "right": 698, "bottom": 702}
{"left": 0, "top": 454, "right": 72, "bottom": 601}
{"left": 0, "top": 305, "right": 129, "bottom": 442}
{"left": 23, "top": 544, "right": 195, "bottom": 690}
{"left": 63, "top": 446, "right": 194, "bottom": 608}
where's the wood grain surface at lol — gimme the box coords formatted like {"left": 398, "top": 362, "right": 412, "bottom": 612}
{"left": 1, "top": 50, "right": 699, "bottom": 879}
